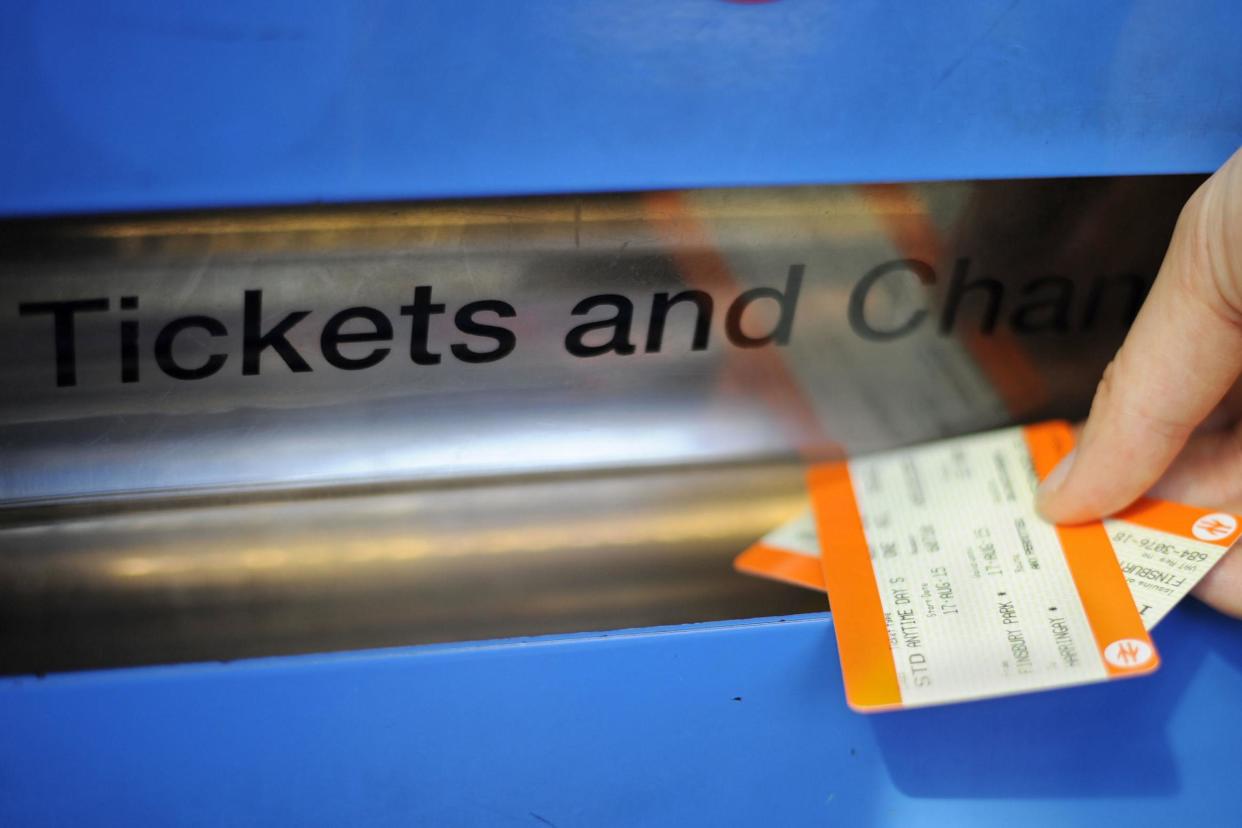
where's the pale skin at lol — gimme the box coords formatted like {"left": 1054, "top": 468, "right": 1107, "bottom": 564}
{"left": 1037, "top": 146, "right": 1242, "bottom": 617}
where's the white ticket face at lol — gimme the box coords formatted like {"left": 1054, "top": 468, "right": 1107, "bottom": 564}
{"left": 806, "top": 422, "right": 1158, "bottom": 711}
{"left": 760, "top": 514, "right": 820, "bottom": 557}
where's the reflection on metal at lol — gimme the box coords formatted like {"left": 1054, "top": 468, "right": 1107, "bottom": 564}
{"left": 0, "top": 176, "right": 1201, "bottom": 672}
{"left": 0, "top": 463, "right": 822, "bottom": 675}
{"left": 0, "top": 176, "right": 1200, "bottom": 505}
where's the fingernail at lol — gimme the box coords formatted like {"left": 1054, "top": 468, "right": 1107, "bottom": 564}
{"left": 1037, "top": 449, "right": 1076, "bottom": 502}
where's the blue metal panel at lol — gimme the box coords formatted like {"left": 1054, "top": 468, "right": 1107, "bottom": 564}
{"left": 2, "top": 601, "right": 1240, "bottom": 826}
{"left": 2, "top": 0, "right": 1240, "bottom": 216}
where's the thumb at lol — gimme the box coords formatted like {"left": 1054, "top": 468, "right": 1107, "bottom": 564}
{"left": 1037, "top": 147, "right": 1242, "bottom": 524}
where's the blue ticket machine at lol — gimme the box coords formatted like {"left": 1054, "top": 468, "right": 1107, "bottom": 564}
{"left": 2, "top": 3, "right": 1240, "bottom": 825}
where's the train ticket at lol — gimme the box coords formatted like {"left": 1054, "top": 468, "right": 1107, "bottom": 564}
{"left": 795, "top": 421, "right": 1161, "bottom": 710}
{"left": 1105, "top": 498, "right": 1239, "bottom": 626}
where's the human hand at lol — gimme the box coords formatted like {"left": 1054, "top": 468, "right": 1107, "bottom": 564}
{"left": 1037, "top": 147, "right": 1242, "bottom": 617}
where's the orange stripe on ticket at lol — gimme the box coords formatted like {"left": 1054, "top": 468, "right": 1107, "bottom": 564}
{"left": 1024, "top": 421, "right": 1159, "bottom": 679}
{"left": 1114, "top": 497, "right": 1241, "bottom": 547}
{"left": 734, "top": 544, "right": 827, "bottom": 591}
{"left": 808, "top": 462, "right": 902, "bottom": 711}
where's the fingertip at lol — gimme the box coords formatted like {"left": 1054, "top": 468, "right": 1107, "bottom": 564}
{"left": 1035, "top": 456, "right": 1139, "bottom": 525}
{"left": 1035, "top": 488, "right": 1062, "bottom": 523}
{"left": 1036, "top": 473, "right": 1139, "bottom": 525}
{"left": 1039, "top": 403, "right": 1184, "bottom": 525}
{"left": 1034, "top": 490, "right": 1068, "bottom": 524}
{"left": 1035, "top": 491, "right": 1095, "bottom": 526}
{"left": 1035, "top": 449, "right": 1081, "bottom": 524}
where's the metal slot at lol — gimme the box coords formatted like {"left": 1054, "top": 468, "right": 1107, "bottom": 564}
{"left": 0, "top": 462, "right": 824, "bottom": 675}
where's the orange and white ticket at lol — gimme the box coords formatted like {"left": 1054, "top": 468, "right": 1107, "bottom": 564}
{"left": 796, "top": 421, "right": 1161, "bottom": 711}
{"left": 1106, "top": 499, "right": 1239, "bottom": 626}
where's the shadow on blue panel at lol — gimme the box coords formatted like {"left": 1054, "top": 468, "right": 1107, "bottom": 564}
{"left": 869, "top": 601, "right": 1242, "bottom": 799}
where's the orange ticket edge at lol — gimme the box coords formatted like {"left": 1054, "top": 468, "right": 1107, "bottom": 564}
{"left": 1114, "top": 498, "right": 1241, "bottom": 547}
{"left": 808, "top": 462, "right": 903, "bottom": 712}
{"left": 1023, "top": 422, "right": 1159, "bottom": 679}
{"left": 733, "top": 544, "right": 826, "bottom": 592}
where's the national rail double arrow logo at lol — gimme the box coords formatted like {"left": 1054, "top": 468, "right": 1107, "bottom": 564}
{"left": 1192, "top": 513, "right": 1238, "bottom": 543}
{"left": 1104, "top": 639, "right": 1154, "bottom": 669}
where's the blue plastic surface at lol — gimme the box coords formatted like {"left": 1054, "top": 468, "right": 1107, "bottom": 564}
{"left": 2, "top": 601, "right": 1240, "bottom": 826}
{"left": 3, "top": 0, "right": 1241, "bottom": 216}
